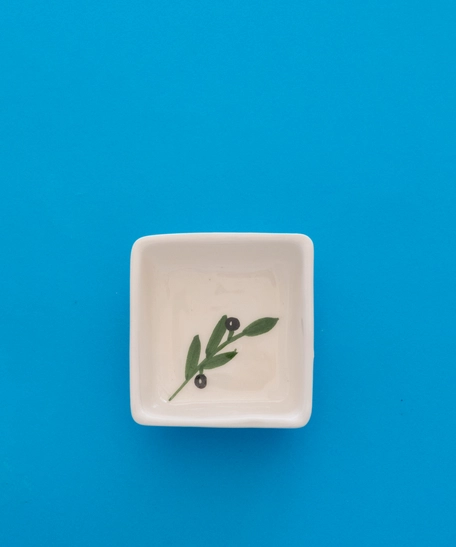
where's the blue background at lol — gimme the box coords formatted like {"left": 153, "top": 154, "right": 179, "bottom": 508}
{"left": 1, "top": 1, "right": 455, "bottom": 545}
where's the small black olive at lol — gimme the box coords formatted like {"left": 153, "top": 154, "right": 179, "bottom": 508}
{"left": 194, "top": 374, "right": 207, "bottom": 389}
{"left": 225, "top": 317, "right": 240, "bottom": 331}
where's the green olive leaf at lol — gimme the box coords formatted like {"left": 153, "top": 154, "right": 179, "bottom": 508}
{"left": 185, "top": 335, "right": 201, "bottom": 380}
{"left": 202, "top": 351, "right": 238, "bottom": 370}
{"left": 242, "top": 317, "right": 279, "bottom": 337}
{"left": 205, "top": 315, "right": 227, "bottom": 357}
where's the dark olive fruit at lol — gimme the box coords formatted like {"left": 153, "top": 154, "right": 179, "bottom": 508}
{"left": 225, "top": 317, "right": 240, "bottom": 331}
{"left": 194, "top": 374, "right": 207, "bottom": 389}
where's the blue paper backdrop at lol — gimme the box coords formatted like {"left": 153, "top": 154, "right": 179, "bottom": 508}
{"left": 1, "top": 1, "right": 455, "bottom": 545}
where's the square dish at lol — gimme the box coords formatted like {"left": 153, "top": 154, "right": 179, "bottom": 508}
{"left": 130, "top": 233, "right": 313, "bottom": 428}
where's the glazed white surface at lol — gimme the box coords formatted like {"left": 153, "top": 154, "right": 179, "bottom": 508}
{"left": 130, "top": 233, "right": 313, "bottom": 427}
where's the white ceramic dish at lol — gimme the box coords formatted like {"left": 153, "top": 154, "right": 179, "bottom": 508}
{"left": 130, "top": 233, "right": 314, "bottom": 428}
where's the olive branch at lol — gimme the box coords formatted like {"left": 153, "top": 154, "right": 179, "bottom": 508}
{"left": 168, "top": 315, "right": 279, "bottom": 401}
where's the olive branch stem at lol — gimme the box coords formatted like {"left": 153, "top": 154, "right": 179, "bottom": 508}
{"left": 167, "top": 378, "right": 192, "bottom": 402}
{"left": 168, "top": 331, "right": 242, "bottom": 401}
